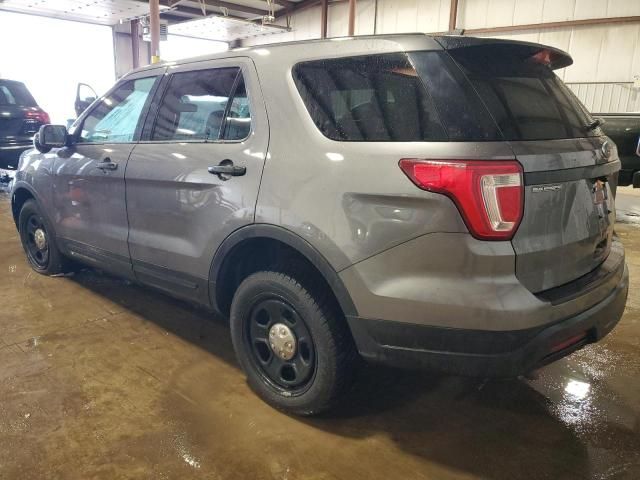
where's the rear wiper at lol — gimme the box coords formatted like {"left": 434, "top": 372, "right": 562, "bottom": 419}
{"left": 585, "top": 117, "right": 605, "bottom": 131}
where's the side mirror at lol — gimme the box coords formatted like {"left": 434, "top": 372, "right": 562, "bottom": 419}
{"left": 34, "top": 125, "right": 69, "bottom": 153}
{"left": 75, "top": 82, "right": 98, "bottom": 117}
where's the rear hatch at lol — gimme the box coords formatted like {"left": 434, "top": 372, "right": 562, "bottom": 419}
{"left": 438, "top": 37, "right": 618, "bottom": 293}
{"left": 0, "top": 80, "right": 48, "bottom": 143}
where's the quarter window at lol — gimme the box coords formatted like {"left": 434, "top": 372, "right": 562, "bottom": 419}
{"left": 152, "top": 68, "right": 249, "bottom": 142}
{"left": 79, "top": 76, "right": 157, "bottom": 143}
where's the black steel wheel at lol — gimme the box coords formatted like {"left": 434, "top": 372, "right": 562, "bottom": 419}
{"left": 230, "top": 269, "right": 357, "bottom": 416}
{"left": 245, "top": 297, "right": 316, "bottom": 392}
{"left": 18, "top": 199, "right": 70, "bottom": 275}
{"left": 23, "top": 212, "right": 50, "bottom": 268}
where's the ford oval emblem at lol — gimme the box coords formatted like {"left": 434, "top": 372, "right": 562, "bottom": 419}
{"left": 601, "top": 141, "right": 612, "bottom": 159}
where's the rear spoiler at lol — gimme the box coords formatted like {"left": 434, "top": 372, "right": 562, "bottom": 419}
{"left": 432, "top": 35, "right": 573, "bottom": 70}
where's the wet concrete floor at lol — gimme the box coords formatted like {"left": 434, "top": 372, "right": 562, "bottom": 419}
{"left": 1, "top": 190, "right": 639, "bottom": 480}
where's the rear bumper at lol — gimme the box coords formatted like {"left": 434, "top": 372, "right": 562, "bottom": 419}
{"left": 0, "top": 142, "right": 31, "bottom": 168}
{"left": 346, "top": 263, "right": 628, "bottom": 377}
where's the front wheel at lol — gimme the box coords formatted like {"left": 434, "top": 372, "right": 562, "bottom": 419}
{"left": 230, "top": 270, "right": 357, "bottom": 415}
{"left": 18, "top": 199, "right": 70, "bottom": 275}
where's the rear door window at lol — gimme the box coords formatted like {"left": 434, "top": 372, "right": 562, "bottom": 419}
{"left": 446, "top": 45, "right": 597, "bottom": 140}
{"left": 151, "top": 68, "right": 240, "bottom": 142}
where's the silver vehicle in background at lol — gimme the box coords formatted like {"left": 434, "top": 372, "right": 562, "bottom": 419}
{"left": 11, "top": 35, "right": 628, "bottom": 415}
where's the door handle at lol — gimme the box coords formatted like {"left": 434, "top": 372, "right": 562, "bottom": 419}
{"left": 208, "top": 159, "right": 246, "bottom": 179}
{"left": 96, "top": 158, "right": 118, "bottom": 171}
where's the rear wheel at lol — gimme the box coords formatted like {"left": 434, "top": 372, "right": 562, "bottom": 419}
{"left": 230, "top": 270, "right": 356, "bottom": 415}
{"left": 18, "top": 199, "right": 69, "bottom": 275}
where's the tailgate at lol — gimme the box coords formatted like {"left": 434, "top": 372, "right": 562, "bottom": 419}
{"left": 0, "top": 105, "right": 26, "bottom": 140}
{"left": 511, "top": 138, "right": 618, "bottom": 292}
{"left": 440, "top": 37, "right": 619, "bottom": 293}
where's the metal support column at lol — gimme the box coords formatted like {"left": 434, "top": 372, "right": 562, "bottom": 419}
{"left": 149, "top": 0, "right": 161, "bottom": 63}
{"left": 321, "top": 0, "right": 328, "bottom": 38}
{"left": 449, "top": 0, "right": 458, "bottom": 31}
{"left": 348, "top": 0, "right": 356, "bottom": 36}
{"left": 131, "top": 18, "right": 140, "bottom": 69}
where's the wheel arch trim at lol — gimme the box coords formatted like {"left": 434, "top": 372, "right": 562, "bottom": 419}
{"left": 208, "top": 224, "right": 358, "bottom": 318}
{"left": 11, "top": 181, "right": 41, "bottom": 225}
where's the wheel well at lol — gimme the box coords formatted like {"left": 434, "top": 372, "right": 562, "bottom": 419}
{"left": 215, "top": 237, "right": 344, "bottom": 318}
{"left": 11, "top": 188, "right": 34, "bottom": 226}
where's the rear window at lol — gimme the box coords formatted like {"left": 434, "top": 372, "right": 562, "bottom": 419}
{"left": 0, "top": 81, "right": 37, "bottom": 106}
{"left": 447, "top": 45, "right": 598, "bottom": 140}
{"left": 292, "top": 52, "right": 501, "bottom": 142}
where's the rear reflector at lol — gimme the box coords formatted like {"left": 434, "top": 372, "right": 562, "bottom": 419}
{"left": 399, "top": 159, "right": 524, "bottom": 240}
{"left": 549, "top": 333, "right": 587, "bottom": 354}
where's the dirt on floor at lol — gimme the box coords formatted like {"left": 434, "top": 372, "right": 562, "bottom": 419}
{"left": 0, "top": 191, "right": 639, "bottom": 480}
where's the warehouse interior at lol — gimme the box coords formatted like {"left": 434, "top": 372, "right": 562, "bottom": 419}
{"left": 1, "top": 1, "right": 640, "bottom": 479}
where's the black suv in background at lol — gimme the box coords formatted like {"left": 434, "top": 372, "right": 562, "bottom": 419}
{"left": 0, "top": 79, "right": 50, "bottom": 169}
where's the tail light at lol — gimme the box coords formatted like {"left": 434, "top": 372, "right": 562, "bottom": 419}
{"left": 399, "top": 159, "right": 524, "bottom": 240}
{"left": 24, "top": 109, "right": 50, "bottom": 124}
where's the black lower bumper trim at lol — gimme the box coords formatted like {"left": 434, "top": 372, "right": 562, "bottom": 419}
{"left": 346, "top": 265, "right": 628, "bottom": 378}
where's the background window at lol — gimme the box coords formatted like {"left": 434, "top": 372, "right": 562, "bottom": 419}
{"left": 79, "top": 76, "right": 157, "bottom": 143}
{"left": 152, "top": 68, "right": 239, "bottom": 142}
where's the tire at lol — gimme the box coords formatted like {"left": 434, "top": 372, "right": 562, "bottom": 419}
{"left": 230, "top": 269, "right": 357, "bottom": 415}
{"left": 18, "top": 199, "right": 69, "bottom": 275}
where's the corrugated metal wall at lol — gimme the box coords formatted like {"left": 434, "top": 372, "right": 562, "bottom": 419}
{"left": 567, "top": 83, "right": 640, "bottom": 113}
{"left": 243, "top": 0, "right": 640, "bottom": 112}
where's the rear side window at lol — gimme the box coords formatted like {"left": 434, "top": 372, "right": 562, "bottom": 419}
{"left": 447, "top": 45, "right": 597, "bottom": 140}
{"left": 152, "top": 68, "right": 251, "bottom": 142}
{"left": 293, "top": 54, "right": 447, "bottom": 142}
{"left": 293, "top": 53, "right": 503, "bottom": 142}
{"left": 0, "top": 81, "right": 37, "bottom": 106}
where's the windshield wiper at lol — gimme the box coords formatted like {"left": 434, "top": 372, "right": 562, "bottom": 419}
{"left": 585, "top": 117, "right": 605, "bottom": 131}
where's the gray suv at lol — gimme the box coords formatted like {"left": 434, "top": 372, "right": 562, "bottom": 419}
{"left": 11, "top": 35, "right": 629, "bottom": 415}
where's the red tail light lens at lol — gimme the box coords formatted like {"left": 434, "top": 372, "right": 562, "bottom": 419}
{"left": 399, "top": 159, "right": 524, "bottom": 240}
{"left": 24, "top": 109, "right": 50, "bottom": 124}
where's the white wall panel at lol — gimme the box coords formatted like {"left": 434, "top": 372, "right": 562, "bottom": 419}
{"left": 541, "top": 0, "right": 577, "bottom": 23}
{"left": 512, "top": 0, "right": 544, "bottom": 25}
{"left": 567, "top": 83, "right": 640, "bottom": 113}
{"left": 241, "top": 0, "right": 640, "bottom": 87}
{"left": 574, "top": 0, "right": 607, "bottom": 20}
{"left": 459, "top": 0, "right": 640, "bottom": 29}
{"left": 487, "top": 0, "right": 517, "bottom": 26}
{"left": 607, "top": 0, "right": 640, "bottom": 17}
{"left": 458, "top": 0, "right": 489, "bottom": 28}
{"left": 357, "top": 0, "right": 377, "bottom": 35}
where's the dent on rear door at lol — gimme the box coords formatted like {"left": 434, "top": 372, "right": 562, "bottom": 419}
{"left": 125, "top": 59, "right": 270, "bottom": 282}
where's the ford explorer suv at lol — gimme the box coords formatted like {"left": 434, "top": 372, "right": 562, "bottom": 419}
{"left": 0, "top": 79, "right": 50, "bottom": 169}
{"left": 11, "top": 35, "right": 628, "bottom": 415}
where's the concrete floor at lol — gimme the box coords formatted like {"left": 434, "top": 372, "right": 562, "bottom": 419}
{"left": 1, "top": 191, "right": 639, "bottom": 480}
